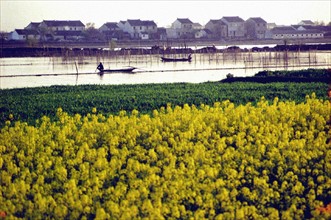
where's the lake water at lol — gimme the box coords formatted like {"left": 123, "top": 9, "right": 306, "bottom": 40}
{"left": 1, "top": 50, "right": 330, "bottom": 89}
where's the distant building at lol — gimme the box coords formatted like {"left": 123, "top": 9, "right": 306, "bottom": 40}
{"left": 270, "top": 26, "right": 324, "bottom": 39}
{"left": 267, "top": 23, "right": 277, "bottom": 30}
{"left": 52, "top": 31, "right": 84, "bottom": 41}
{"left": 99, "top": 22, "right": 130, "bottom": 40}
{"left": 117, "top": 21, "right": 126, "bottom": 30}
{"left": 25, "top": 22, "right": 41, "bottom": 30}
{"left": 298, "top": 20, "right": 315, "bottom": 26}
{"left": 192, "top": 23, "right": 204, "bottom": 30}
{"left": 294, "top": 25, "right": 331, "bottom": 37}
{"left": 122, "top": 19, "right": 157, "bottom": 39}
{"left": 168, "top": 18, "right": 194, "bottom": 39}
{"left": 99, "top": 22, "right": 120, "bottom": 32}
{"left": 39, "top": 20, "right": 85, "bottom": 32}
{"left": 156, "top": 28, "right": 167, "bottom": 40}
{"left": 8, "top": 29, "right": 40, "bottom": 41}
{"left": 205, "top": 19, "right": 227, "bottom": 39}
{"left": 194, "top": 29, "right": 213, "bottom": 39}
{"left": 245, "top": 17, "right": 267, "bottom": 39}
{"left": 221, "top": 16, "right": 245, "bottom": 38}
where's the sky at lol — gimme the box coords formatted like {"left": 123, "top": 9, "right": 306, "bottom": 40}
{"left": 1, "top": 0, "right": 330, "bottom": 32}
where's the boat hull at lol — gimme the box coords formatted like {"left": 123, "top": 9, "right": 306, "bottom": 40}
{"left": 161, "top": 57, "right": 192, "bottom": 62}
{"left": 99, "top": 67, "right": 136, "bottom": 74}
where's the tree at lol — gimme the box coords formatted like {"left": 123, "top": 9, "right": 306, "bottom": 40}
{"left": 82, "top": 22, "right": 105, "bottom": 42}
{"left": 314, "top": 20, "right": 325, "bottom": 26}
{"left": 0, "top": 31, "right": 8, "bottom": 41}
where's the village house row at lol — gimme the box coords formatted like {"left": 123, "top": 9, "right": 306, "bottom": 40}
{"left": 7, "top": 17, "right": 331, "bottom": 42}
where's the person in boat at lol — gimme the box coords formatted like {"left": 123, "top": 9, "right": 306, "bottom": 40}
{"left": 97, "top": 62, "right": 104, "bottom": 71}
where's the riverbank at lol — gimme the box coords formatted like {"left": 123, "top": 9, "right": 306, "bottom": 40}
{"left": 1, "top": 38, "right": 331, "bottom": 57}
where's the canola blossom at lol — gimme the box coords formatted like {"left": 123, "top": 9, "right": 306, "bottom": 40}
{"left": 0, "top": 95, "right": 330, "bottom": 219}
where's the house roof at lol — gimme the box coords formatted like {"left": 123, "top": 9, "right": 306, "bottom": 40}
{"left": 15, "top": 29, "right": 39, "bottom": 35}
{"left": 127, "top": 19, "right": 157, "bottom": 26}
{"left": 42, "top": 20, "right": 85, "bottom": 27}
{"left": 295, "top": 25, "right": 331, "bottom": 32}
{"left": 208, "top": 19, "right": 227, "bottom": 25}
{"left": 272, "top": 26, "right": 296, "bottom": 31}
{"left": 26, "top": 22, "right": 41, "bottom": 29}
{"left": 193, "top": 22, "right": 202, "bottom": 27}
{"left": 157, "top": 27, "right": 167, "bottom": 34}
{"left": 103, "top": 22, "right": 119, "bottom": 29}
{"left": 299, "top": 20, "right": 314, "bottom": 25}
{"left": 222, "top": 16, "right": 245, "bottom": 23}
{"left": 248, "top": 17, "right": 267, "bottom": 24}
{"left": 176, "top": 18, "right": 193, "bottom": 24}
{"left": 203, "top": 29, "right": 213, "bottom": 34}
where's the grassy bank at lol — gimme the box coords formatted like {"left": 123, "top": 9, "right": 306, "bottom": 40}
{"left": 0, "top": 81, "right": 328, "bottom": 127}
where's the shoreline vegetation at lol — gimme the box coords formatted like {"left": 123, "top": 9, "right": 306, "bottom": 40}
{"left": 0, "top": 69, "right": 329, "bottom": 127}
{"left": 1, "top": 39, "right": 331, "bottom": 58}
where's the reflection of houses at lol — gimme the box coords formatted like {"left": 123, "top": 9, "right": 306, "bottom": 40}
{"left": 167, "top": 18, "right": 194, "bottom": 39}
{"left": 99, "top": 22, "right": 130, "bottom": 40}
{"left": 8, "top": 29, "right": 40, "bottom": 41}
{"left": 205, "top": 19, "right": 227, "bottom": 39}
{"left": 271, "top": 26, "right": 324, "bottom": 39}
{"left": 122, "top": 19, "right": 157, "bottom": 39}
{"left": 245, "top": 17, "right": 267, "bottom": 39}
{"left": 221, "top": 16, "right": 245, "bottom": 38}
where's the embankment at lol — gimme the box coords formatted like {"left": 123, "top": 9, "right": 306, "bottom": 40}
{"left": 1, "top": 38, "right": 331, "bottom": 57}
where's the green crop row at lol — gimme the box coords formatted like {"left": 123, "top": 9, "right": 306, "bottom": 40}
{"left": 255, "top": 68, "right": 330, "bottom": 78}
{"left": 0, "top": 81, "right": 329, "bottom": 127}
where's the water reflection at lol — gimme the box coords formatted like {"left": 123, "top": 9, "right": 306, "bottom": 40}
{"left": 0, "top": 50, "right": 330, "bottom": 89}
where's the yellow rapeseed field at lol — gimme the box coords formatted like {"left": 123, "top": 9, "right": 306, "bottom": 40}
{"left": 0, "top": 94, "right": 330, "bottom": 219}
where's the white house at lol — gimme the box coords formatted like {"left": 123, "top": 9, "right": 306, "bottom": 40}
{"left": 221, "top": 16, "right": 245, "bottom": 38}
{"left": 8, "top": 29, "right": 40, "bottom": 41}
{"left": 99, "top": 22, "right": 120, "bottom": 32}
{"left": 192, "top": 23, "right": 203, "bottom": 30}
{"left": 39, "top": 20, "right": 85, "bottom": 32}
{"left": 298, "top": 20, "right": 315, "bottom": 26}
{"left": 245, "top": 17, "right": 267, "bottom": 39}
{"left": 168, "top": 18, "right": 194, "bottom": 39}
{"left": 25, "top": 22, "right": 41, "bottom": 30}
{"left": 271, "top": 26, "right": 324, "bottom": 39}
{"left": 205, "top": 19, "right": 228, "bottom": 39}
{"left": 122, "top": 19, "right": 157, "bottom": 39}
{"left": 194, "top": 29, "right": 213, "bottom": 39}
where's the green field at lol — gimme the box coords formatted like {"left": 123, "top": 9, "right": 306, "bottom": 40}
{"left": 0, "top": 81, "right": 328, "bottom": 127}
{"left": 1, "top": 69, "right": 330, "bottom": 218}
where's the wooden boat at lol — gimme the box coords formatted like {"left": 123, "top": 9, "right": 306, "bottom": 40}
{"left": 161, "top": 54, "right": 192, "bottom": 62}
{"left": 98, "top": 67, "right": 136, "bottom": 74}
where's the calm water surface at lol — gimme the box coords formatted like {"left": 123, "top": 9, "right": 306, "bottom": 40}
{"left": 1, "top": 50, "right": 330, "bottom": 89}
